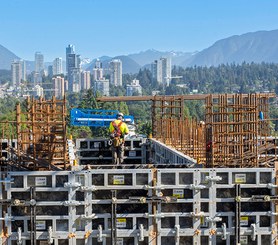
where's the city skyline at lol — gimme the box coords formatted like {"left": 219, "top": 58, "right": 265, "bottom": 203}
{"left": 1, "top": 0, "right": 278, "bottom": 61}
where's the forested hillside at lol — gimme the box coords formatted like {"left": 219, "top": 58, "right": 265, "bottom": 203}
{"left": 171, "top": 62, "right": 278, "bottom": 94}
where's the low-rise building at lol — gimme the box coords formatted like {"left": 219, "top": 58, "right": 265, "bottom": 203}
{"left": 126, "top": 79, "right": 142, "bottom": 96}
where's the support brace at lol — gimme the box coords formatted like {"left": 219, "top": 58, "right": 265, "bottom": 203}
{"left": 174, "top": 225, "right": 180, "bottom": 241}
{"left": 64, "top": 182, "right": 82, "bottom": 188}
{"left": 48, "top": 226, "right": 54, "bottom": 244}
{"left": 17, "top": 227, "right": 22, "bottom": 245}
{"left": 251, "top": 223, "right": 257, "bottom": 241}
{"left": 205, "top": 176, "right": 222, "bottom": 182}
{"left": 221, "top": 223, "right": 227, "bottom": 240}
{"left": 138, "top": 224, "right": 144, "bottom": 242}
{"left": 97, "top": 225, "right": 103, "bottom": 242}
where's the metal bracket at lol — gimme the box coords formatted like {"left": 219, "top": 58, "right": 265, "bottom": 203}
{"left": 190, "top": 211, "right": 205, "bottom": 217}
{"left": 129, "top": 196, "right": 176, "bottom": 203}
{"left": 48, "top": 226, "right": 54, "bottom": 244}
{"left": 13, "top": 199, "right": 24, "bottom": 206}
{"left": 267, "top": 211, "right": 278, "bottom": 216}
{"left": 97, "top": 225, "right": 103, "bottom": 242}
{"left": 2, "top": 177, "right": 14, "bottom": 191}
{"left": 30, "top": 199, "right": 36, "bottom": 206}
{"left": 138, "top": 224, "right": 144, "bottom": 242}
{"left": 174, "top": 225, "right": 180, "bottom": 241}
{"left": 235, "top": 196, "right": 241, "bottom": 202}
{"left": 221, "top": 223, "right": 227, "bottom": 240}
{"left": 144, "top": 212, "right": 164, "bottom": 219}
{"left": 189, "top": 184, "right": 206, "bottom": 190}
{"left": 0, "top": 213, "right": 14, "bottom": 222}
{"left": 129, "top": 196, "right": 147, "bottom": 203}
{"left": 63, "top": 201, "right": 82, "bottom": 206}
{"left": 0, "top": 199, "right": 12, "bottom": 204}
{"left": 144, "top": 185, "right": 165, "bottom": 190}
{"left": 206, "top": 217, "right": 222, "bottom": 223}
{"left": 80, "top": 185, "right": 97, "bottom": 191}
{"left": 80, "top": 214, "right": 98, "bottom": 219}
{"left": 252, "top": 195, "right": 278, "bottom": 201}
{"left": 64, "top": 182, "right": 82, "bottom": 188}
{"left": 0, "top": 178, "right": 14, "bottom": 183}
{"left": 267, "top": 183, "right": 278, "bottom": 189}
{"left": 205, "top": 176, "right": 222, "bottom": 182}
{"left": 17, "top": 227, "right": 22, "bottom": 245}
{"left": 251, "top": 223, "right": 257, "bottom": 241}
{"left": 12, "top": 199, "right": 38, "bottom": 206}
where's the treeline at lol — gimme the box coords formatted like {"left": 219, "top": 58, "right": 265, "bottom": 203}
{"left": 125, "top": 62, "right": 278, "bottom": 96}
{"left": 171, "top": 62, "right": 278, "bottom": 94}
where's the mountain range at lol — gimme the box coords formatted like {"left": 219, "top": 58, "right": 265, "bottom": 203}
{"left": 183, "top": 30, "right": 278, "bottom": 67}
{"left": 2, "top": 30, "right": 278, "bottom": 73}
{"left": 0, "top": 44, "right": 19, "bottom": 70}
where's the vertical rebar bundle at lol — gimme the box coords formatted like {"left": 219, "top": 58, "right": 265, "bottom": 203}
{"left": 152, "top": 93, "right": 275, "bottom": 167}
{"left": 16, "top": 96, "right": 68, "bottom": 170}
{"left": 205, "top": 93, "right": 274, "bottom": 168}
{"left": 152, "top": 96, "right": 206, "bottom": 162}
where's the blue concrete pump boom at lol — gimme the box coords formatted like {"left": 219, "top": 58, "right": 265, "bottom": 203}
{"left": 70, "top": 108, "right": 134, "bottom": 127}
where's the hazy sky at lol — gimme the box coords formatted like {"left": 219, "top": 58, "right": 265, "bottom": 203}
{"left": 1, "top": 0, "right": 278, "bottom": 61}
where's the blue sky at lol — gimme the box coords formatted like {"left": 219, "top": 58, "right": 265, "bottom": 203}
{"left": 1, "top": 0, "right": 278, "bottom": 61}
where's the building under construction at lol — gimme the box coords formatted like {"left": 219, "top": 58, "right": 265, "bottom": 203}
{"left": 1, "top": 93, "right": 278, "bottom": 245}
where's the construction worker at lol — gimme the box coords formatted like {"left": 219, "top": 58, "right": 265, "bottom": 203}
{"left": 109, "top": 112, "right": 129, "bottom": 165}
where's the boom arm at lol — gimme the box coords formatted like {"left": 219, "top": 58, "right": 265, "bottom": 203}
{"left": 70, "top": 108, "right": 134, "bottom": 127}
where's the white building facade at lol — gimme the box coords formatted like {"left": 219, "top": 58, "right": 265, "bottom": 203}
{"left": 109, "top": 59, "right": 122, "bottom": 86}
{"left": 35, "top": 52, "right": 44, "bottom": 74}
{"left": 53, "top": 58, "right": 63, "bottom": 75}
{"left": 151, "top": 57, "right": 171, "bottom": 87}
{"left": 126, "top": 79, "right": 142, "bottom": 96}
{"left": 94, "top": 79, "right": 109, "bottom": 96}
{"left": 81, "top": 71, "right": 91, "bottom": 90}
{"left": 52, "top": 76, "right": 65, "bottom": 98}
{"left": 11, "top": 61, "right": 22, "bottom": 87}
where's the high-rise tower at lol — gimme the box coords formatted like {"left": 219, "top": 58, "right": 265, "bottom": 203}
{"left": 151, "top": 57, "right": 171, "bottom": 87}
{"left": 109, "top": 59, "right": 122, "bottom": 87}
{"left": 66, "top": 45, "right": 81, "bottom": 92}
{"left": 53, "top": 58, "right": 63, "bottom": 75}
{"left": 52, "top": 76, "right": 65, "bottom": 98}
{"left": 81, "top": 71, "right": 91, "bottom": 90}
{"left": 66, "top": 44, "right": 75, "bottom": 75}
{"left": 35, "top": 52, "right": 44, "bottom": 74}
{"left": 11, "top": 60, "right": 22, "bottom": 87}
{"left": 92, "top": 59, "right": 103, "bottom": 81}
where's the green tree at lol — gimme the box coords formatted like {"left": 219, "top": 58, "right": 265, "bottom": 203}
{"left": 78, "top": 89, "right": 98, "bottom": 109}
{"left": 137, "top": 121, "right": 152, "bottom": 136}
{"left": 68, "top": 126, "right": 93, "bottom": 139}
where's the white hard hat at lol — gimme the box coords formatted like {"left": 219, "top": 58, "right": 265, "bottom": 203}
{"left": 117, "top": 112, "right": 124, "bottom": 118}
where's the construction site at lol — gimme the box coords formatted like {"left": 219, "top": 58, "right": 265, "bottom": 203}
{"left": 1, "top": 92, "right": 278, "bottom": 245}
